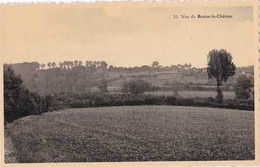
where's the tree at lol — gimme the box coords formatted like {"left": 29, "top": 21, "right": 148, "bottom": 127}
{"left": 122, "top": 80, "right": 130, "bottom": 93}
{"left": 235, "top": 75, "right": 253, "bottom": 99}
{"left": 40, "top": 63, "right": 45, "bottom": 69}
{"left": 74, "top": 60, "right": 78, "bottom": 67}
{"left": 47, "top": 62, "right": 52, "bottom": 69}
{"left": 4, "top": 65, "right": 49, "bottom": 123}
{"left": 152, "top": 61, "right": 159, "bottom": 69}
{"left": 90, "top": 61, "right": 97, "bottom": 72}
{"left": 96, "top": 61, "right": 101, "bottom": 71}
{"left": 4, "top": 65, "right": 23, "bottom": 123}
{"left": 86, "top": 61, "right": 91, "bottom": 68}
{"left": 125, "top": 79, "right": 151, "bottom": 94}
{"left": 65, "top": 61, "right": 70, "bottom": 69}
{"left": 52, "top": 62, "right": 56, "bottom": 68}
{"left": 100, "top": 61, "right": 108, "bottom": 72}
{"left": 69, "top": 61, "right": 74, "bottom": 69}
{"left": 78, "top": 61, "right": 83, "bottom": 66}
{"left": 108, "top": 65, "right": 114, "bottom": 71}
{"left": 63, "top": 61, "right": 67, "bottom": 69}
{"left": 31, "top": 62, "right": 40, "bottom": 70}
{"left": 207, "top": 49, "right": 236, "bottom": 103}
{"left": 98, "top": 78, "right": 108, "bottom": 92}
{"left": 59, "top": 62, "right": 64, "bottom": 69}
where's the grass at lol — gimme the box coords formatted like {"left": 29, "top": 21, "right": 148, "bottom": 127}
{"left": 6, "top": 106, "right": 254, "bottom": 162}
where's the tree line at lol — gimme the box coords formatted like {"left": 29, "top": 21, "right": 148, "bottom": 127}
{"left": 8, "top": 61, "right": 199, "bottom": 95}
{"left": 15, "top": 60, "right": 197, "bottom": 72}
{"left": 4, "top": 65, "right": 54, "bottom": 123}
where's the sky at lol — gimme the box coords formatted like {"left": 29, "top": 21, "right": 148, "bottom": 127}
{"left": 0, "top": 4, "right": 255, "bottom": 68}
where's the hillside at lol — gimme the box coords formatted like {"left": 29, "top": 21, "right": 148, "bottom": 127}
{"left": 7, "top": 62, "right": 254, "bottom": 95}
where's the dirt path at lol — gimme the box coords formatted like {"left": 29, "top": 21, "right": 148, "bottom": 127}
{"left": 4, "top": 130, "right": 18, "bottom": 163}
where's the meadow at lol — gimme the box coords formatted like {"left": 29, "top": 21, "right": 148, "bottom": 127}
{"left": 6, "top": 106, "right": 254, "bottom": 162}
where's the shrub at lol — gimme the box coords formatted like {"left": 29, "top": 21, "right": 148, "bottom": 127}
{"left": 127, "top": 79, "right": 151, "bottom": 94}
{"left": 52, "top": 91, "right": 254, "bottom": 111}
{"left": 166, "top": 96, "right": 178, "bottom": 105}
{"left": 69, "top": 100, "right": 86, "bottom": 108}
{"left": 235, "top": 75, "right": 253, "bottom": 99}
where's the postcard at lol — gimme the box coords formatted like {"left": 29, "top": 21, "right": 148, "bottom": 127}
{"left": 0, "top": 1, "right": 259, "bottom": 166}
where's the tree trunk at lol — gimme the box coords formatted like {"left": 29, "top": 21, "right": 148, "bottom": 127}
{"left": 216, "top": 78, "right": 223, "bottom": 103}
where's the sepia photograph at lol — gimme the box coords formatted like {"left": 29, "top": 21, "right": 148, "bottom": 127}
{"left": 1, "top": 2, "right": 258, "bottom": 165}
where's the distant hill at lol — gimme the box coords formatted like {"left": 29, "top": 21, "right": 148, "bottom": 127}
{"left": 5, "top": 62, "right": 254, "bottom": 95}
{"left": 236, "top": 65, "right": 254, "bottom": 74}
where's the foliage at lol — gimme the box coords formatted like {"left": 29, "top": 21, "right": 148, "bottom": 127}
{"left": 152, "top": 61, "right": 160, "bottom": 69}
{"left": 207, "top": 49, "right": 236, "bottom": 103}
{"left": 4, "top": 65, "right": 53, "bottom": 123}
{"left": 235, "top": 75, "right": 254, "bottom": 99}
{"left": 123, "top": 79, "right": 151, "bottom": 94}
{"left": 98, "top": 78, "right": 108, "bottom": 92}
{"left": 122, "top": 80, "right": 130, "bottom": 93}
{"left": 51, "top": 92, "right": 254, "bottom": 111}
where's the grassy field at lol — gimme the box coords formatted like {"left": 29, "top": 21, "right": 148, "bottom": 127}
{"left": 107, "top": 70, "right": 213, "bottom": 87}
{"left": 6, "top": 106, "right": 254, "bottom": 162}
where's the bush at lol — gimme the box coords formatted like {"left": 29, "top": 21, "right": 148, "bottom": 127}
{"left": 69, "top": 100, "right": 86, "bottom": 108}
{"left": 166, "top": 96, "right": 178, "bottom": 105}
{"left": 127, "top": 79, "right": 151, "bottom": 94}
{"left": 235, "top": 75, "right": 253, "bottom": 100}
{"left": 52, "top": 91, "right": 254, "bottom": 111}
